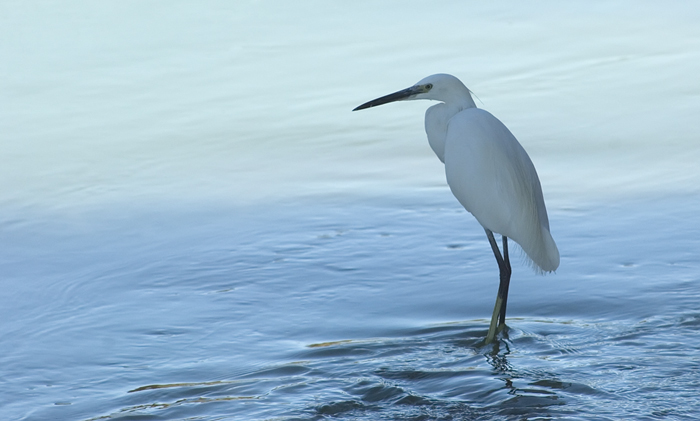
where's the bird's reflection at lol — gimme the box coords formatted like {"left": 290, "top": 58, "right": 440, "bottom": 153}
{"left": 482, "top": 326, "right": 566, "bottom": 412}
{"left": 483, "top": 328, "right": 522, "bottom": 398}
{"left": 484, "top": 328, "right": 513, "bottom": 374}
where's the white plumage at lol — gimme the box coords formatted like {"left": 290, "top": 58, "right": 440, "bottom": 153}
{"left": 354, "top": 73, "right": 558, "bottom": 343}
{"left": 443, "top": 107, "right": 559, "bottom": 272}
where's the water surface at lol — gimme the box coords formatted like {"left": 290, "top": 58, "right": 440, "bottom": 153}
{"left": 2, "top": 1, "right": 700, "bottom": 420}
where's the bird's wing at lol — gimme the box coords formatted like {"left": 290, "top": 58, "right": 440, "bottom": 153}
{"left": 443, "top": 108, "right": 559, "bottom": 271}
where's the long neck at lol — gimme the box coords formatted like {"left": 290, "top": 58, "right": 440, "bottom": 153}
{"left": 424, "top": 100, "right": 474, "bottom": 163}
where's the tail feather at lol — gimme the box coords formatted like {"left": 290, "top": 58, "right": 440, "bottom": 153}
{"left": 517, "top": 225, "right": 559, "bottom": 273}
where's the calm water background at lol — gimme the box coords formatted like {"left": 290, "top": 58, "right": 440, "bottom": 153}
{"left": 2, "top": 1, "right": 700, "bottom": 420}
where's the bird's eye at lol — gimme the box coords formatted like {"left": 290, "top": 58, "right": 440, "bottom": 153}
{"left": 425, "top": 84, "right": 433, "bottom": 90}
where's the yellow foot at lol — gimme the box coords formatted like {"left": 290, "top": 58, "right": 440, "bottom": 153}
{"left": 485, "top": 296, "right": 504, "bottom": 344}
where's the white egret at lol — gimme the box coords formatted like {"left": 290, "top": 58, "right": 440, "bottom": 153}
{"left": 353, "top": 74, "right": 559, "bottom": 343}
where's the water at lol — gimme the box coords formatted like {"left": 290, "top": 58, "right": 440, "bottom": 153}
{"left": 2, "top": 1, "right": 700, "bottom": 420}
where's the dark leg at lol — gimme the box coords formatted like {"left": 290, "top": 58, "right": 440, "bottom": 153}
{"left": 485, "top": 229, "right": 512, "bottom": 344}
{"left": 498, "top": 235, "right": 512, "bottom": 326}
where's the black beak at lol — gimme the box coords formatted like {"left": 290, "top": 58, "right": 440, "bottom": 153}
{"left": 352, "top": 86, "right": 421, "bottom": 111}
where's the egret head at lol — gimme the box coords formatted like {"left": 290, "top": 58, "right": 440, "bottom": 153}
{"left": 353, "top": 73, "right": 474, "bottom": 111}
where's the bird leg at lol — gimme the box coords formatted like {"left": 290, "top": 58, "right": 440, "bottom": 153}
{"left": 499, "top": 235, "right": 512, "bottom": 325}
{"left": 485, "top": 229, "right": 512, "bottom": 344}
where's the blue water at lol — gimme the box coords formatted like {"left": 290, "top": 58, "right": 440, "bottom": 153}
{"left": 2, "top": 194, "right": 699, "bottom": 420}
{"left": 2, "top": 1, "right": 700, "bottom": 420}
